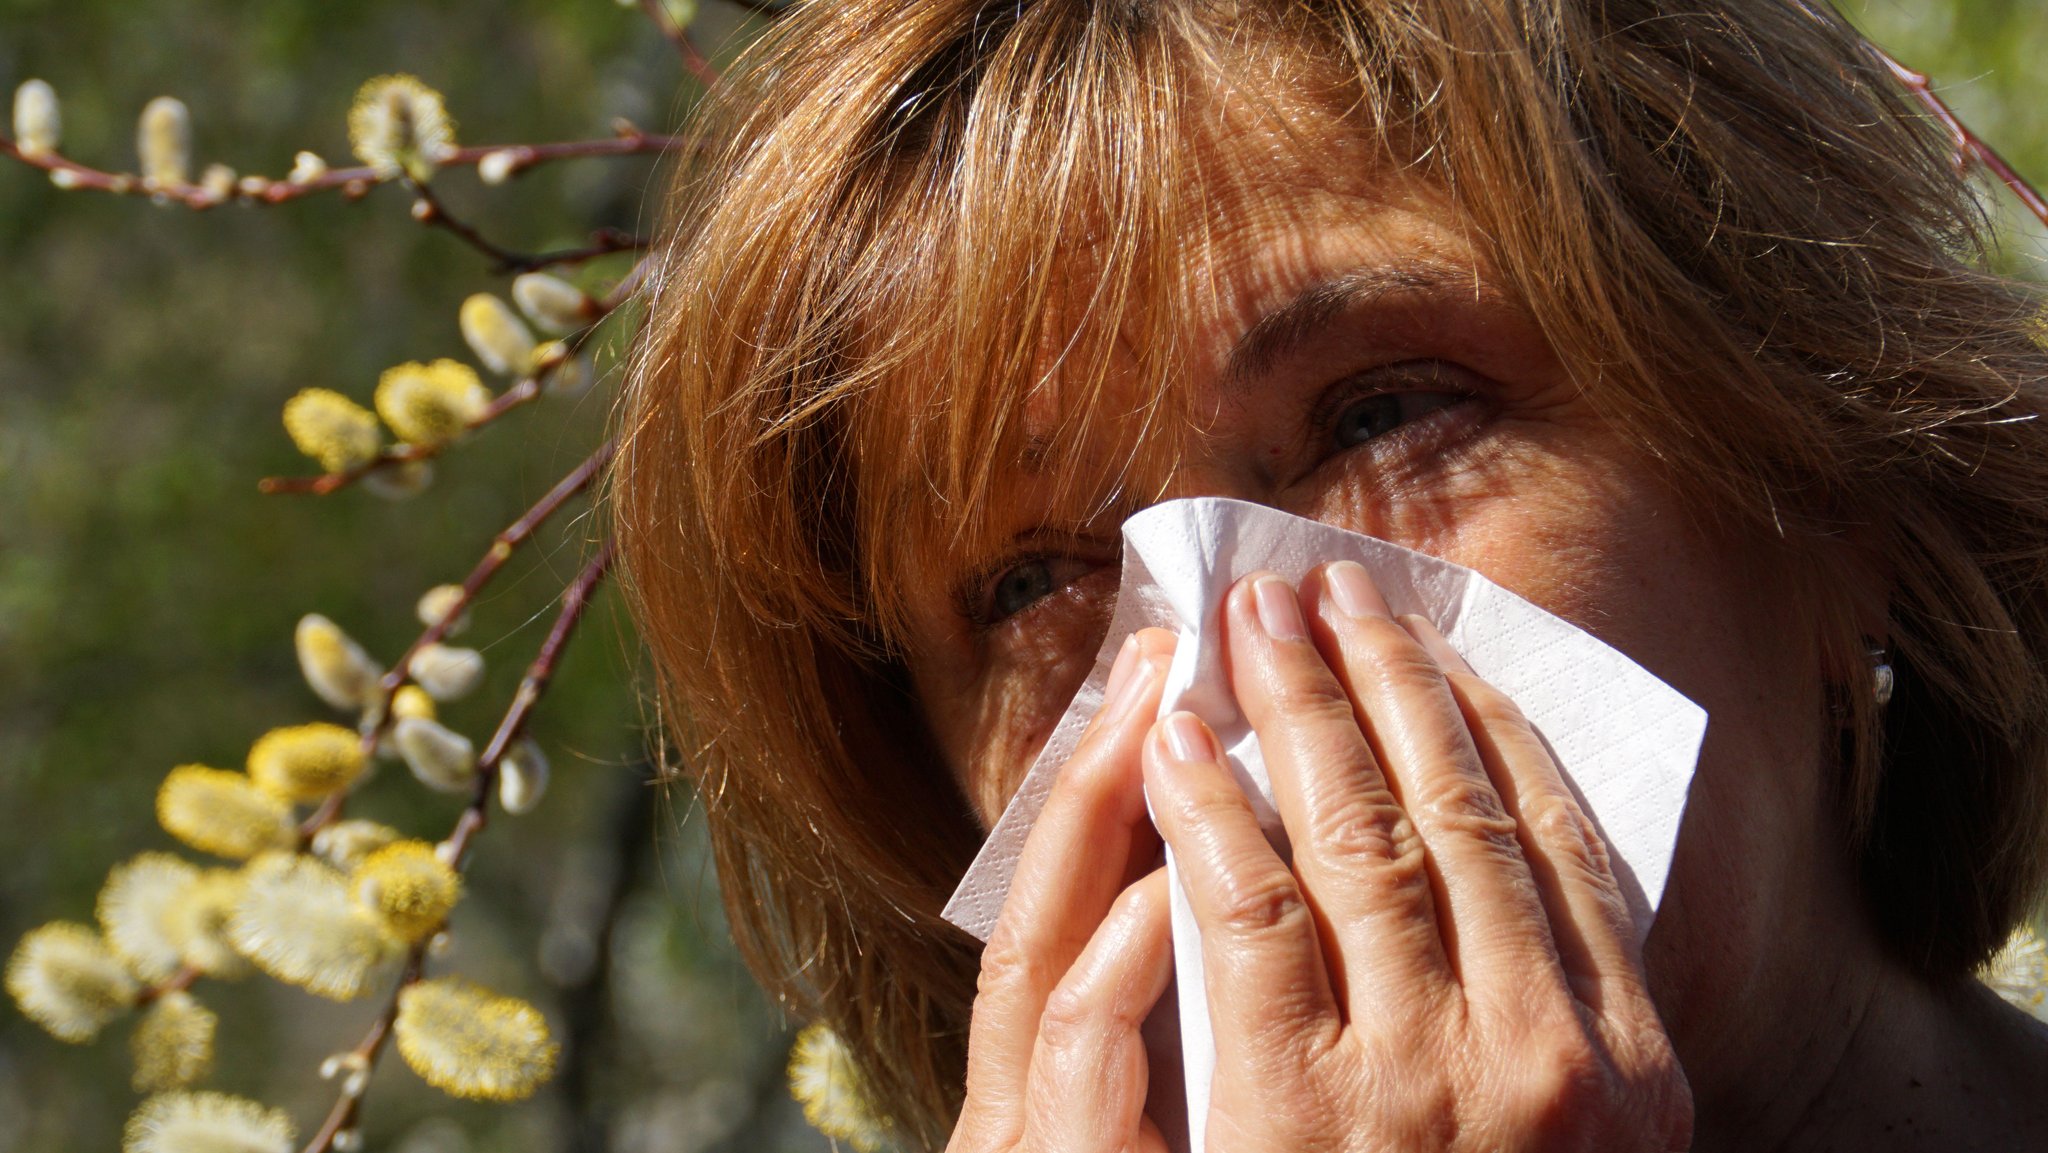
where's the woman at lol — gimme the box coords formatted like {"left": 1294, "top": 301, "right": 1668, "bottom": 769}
{"left": 613, "top": 0, "right": 2048, "bottom": 1148}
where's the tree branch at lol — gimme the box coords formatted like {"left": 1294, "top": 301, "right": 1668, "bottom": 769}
{"left": 636, "top": 0, "right": 723, "bottom": 88}
{"left": 1873, "top": 46, "right": 2048, "bottom": 228}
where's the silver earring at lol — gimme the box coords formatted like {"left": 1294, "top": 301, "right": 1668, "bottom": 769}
{"left": 1869, "top": 644, "right": 1894, "bottom": 708}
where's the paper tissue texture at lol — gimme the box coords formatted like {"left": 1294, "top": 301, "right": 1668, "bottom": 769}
{"left": 941, "top": 497, "right": 1707, "bottom": 1153}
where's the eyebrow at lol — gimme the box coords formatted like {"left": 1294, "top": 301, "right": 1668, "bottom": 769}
{"left": 1220, "top": 258, "right": 1479, "bottom": 392}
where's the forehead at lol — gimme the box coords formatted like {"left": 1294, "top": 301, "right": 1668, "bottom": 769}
{"left": 850, "top": 81, "right": 1492, "bottom": 625}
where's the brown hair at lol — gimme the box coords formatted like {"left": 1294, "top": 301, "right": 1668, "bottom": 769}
{"left": 612, "top": 0, "right": 2048, "bottom": 1143}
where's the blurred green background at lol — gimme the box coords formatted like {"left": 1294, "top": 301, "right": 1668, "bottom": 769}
{"left": 0, "top": 1, "right": 2041, "bottom": 1151}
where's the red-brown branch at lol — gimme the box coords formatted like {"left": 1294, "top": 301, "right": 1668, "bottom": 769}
{"left": 637, "top": 0, "right": 723, "bottom": 89}
{"left": 0, "top": 127, "right": 682, "bottom": 209}
{"left": 294, "top": 440, "right": 615, "bottom": 840}
{"left": 134, "top": 963, "right": 202, "bottom": 1007}
{"left": 300, "top": 949, "right": 424, "bottom": 1153}
{"left": 443, "top": 539, "right": 616, "bottom": 868}
{"left": 1875, "top": 47, "right": 2048, "bottom": 229}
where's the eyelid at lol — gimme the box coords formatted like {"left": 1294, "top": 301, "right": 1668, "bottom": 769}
{"left": 1309, "top": 358, "right": 1483, "bottom": 431}
{"left": 955, "top": 548, "right": 1113, "bottom": 631}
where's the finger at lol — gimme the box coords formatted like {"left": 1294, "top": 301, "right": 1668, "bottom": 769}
{"left": 966, "top": 630, "right": 1175, "bottom": 1129}
{"left": 1142, "top": 708, "right": 1343, "bottom": 1077}
{"left": 1301, "top": 563, "right": 1558, "bottom": 994}
{"left": 1220, "top": 571, "right": 1450, "bottom": 1019}
{"left": 1402, "top": 614, "right": 1644, "bottom": 1013}
{"left": 1020, "top": 870, "right": 1176, "bottom": 1153}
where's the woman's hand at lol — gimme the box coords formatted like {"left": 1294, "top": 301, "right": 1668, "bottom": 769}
{"left": 1142, "top": 562, "right": 1691, "bottom": 1152}
{"left": 949, "top": 627, "right": 1181, "bottom": 1153}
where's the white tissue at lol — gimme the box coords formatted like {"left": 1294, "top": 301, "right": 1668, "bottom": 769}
{"left": 942, "top": 497, "right": 1706, "bottom": 1152}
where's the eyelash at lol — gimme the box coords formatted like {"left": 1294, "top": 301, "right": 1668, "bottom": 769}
{"left": 965, "top": 360, "right": 1485, "bottom": 629}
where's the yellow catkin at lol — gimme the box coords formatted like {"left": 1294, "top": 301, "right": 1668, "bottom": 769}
{"left": 394, "top": 978, "right": 558, "bottom": 1101}
{"left": 246, "top": 723, "right": 366, "bottom": 804}
{"left": 282, "top": 389, "right": 382, "bottom": 474}
{"left": 228, "top": 854, "right": 397, "bottom": 1001}
{"left": 787, "top": 1021, "right": 892, "bottom": 1153}
{"left": 160, "top": 869, "right": 248, "bottom": 978}
{"left": 391, "top": 684, "right": 437, "bottom": 722}
{"left": 6, "top": 922, "right": 139, "bottom": 1043}
{"left": 98, "top": 853, "right": 202, "bottom": 982}
{"left": 131, "top": 991, "right": 216, "bottom": 1092}
{"left": 156, "top": 766, "right": 295, "bottom": 860}
{"left": 124, "top": 1091, "right": 294, "bottom": 1153}
{"left": 347, "top": 75, "right": 455, "bottom": 181}
{"left": 350, "top": 841, "right": 461, "bottom": 944}
{"left": 374, "top": 359, "right": 490, "bottom": 447}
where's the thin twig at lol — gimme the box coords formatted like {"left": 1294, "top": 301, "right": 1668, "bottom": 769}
{"left": 1873, "top": 47, "right": 2048, "bottom": 229}
{"left": 300, "top": 949, "right": 424, "bottom": 1153}
{"left": 294, "top": 440, "right": 616, "bottom": 840}
{"left": 636, "top": 0, "right": 723, "bottom": 88}
{"left": 0, "top": 128, "right": 682, "bottom": 209}
{"left": 134, "top": 964, "right": 202, "bottom": 1007}
{"left": 444, "top": 539, "right": 616, "bottom": 868}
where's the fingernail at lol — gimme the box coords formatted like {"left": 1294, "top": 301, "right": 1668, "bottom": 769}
{"left": 1326, "top": 561, "right": 1391, "bottom": 620}
{"left": 1252, "top": 576, "right": 1307, "bottom": 641}
{"left": 1163, "top": 711, "right": 1218, "bottom": 763}
{"left": 1102, "top": 637, "right": 1153, "bottom": 721}
{"left": 1400, "top": 614, "right": 1471, "bottom": 672}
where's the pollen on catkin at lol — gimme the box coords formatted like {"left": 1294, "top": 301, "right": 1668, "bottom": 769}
{"left": 351, "top": 841, "right": 461, "bottom": 944}
{"left": 157, "top": 766, "right": 296, "bottom": 860}
{"left": 459, "top": 293, "right": 537, "bottom": 377}
{"left": 131, "top": 991, "right": 217, "bottom": 1092}
{"left": 295, "top": 613, "right": 383, "bottom": 711}
{"left": 123, "top": 1091, "right": 294, "bottom": 1153}
{"left": 160, "top": 868, "right": 248, "bottom": 978}
{"left": 347, "top": 75, "right": 455, "bottom": 181}
{"left": 228, "top": 854, "right": 397, "bottom": 1001}
{"left": 788, "top": 1021, "right": 892, "bottom": 1153}
{"left": 6, "top": 922, "right": 139, "bottom": 1043}
{"left": 393, "top": 977, "right": 558, "bottom": 1101}
{"left": 246, "top": 723, "right": 366, "bottom": 804}
{"left": 375, "top": 359, "right": 489, "bottom": 448}
{"left": 98, "top": 853, "right": 202, "bottom": 982}
{"left": 282, "top": 387, "right": 382, "bottom": 476}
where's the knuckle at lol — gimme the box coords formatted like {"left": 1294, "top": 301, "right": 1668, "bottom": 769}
{"left": 1210, "top": 865, "right": 1311, "bottom": 937}
{"left": 1415, "top": 774, "right": 1520, "bottom": 850}
{"left": 1036, "top": 983, "right": 1116, "bottom": 1051}
{"left": 1508, "top": 1034, "right": 1612, "bottom": 1137}
{"left": 975, "top": 930, "right": 1051, "bottom": 1003}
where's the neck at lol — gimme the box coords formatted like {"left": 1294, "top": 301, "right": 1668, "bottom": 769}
{"left": 1691, "top": 947, "right": 2048, "bottom": 1153}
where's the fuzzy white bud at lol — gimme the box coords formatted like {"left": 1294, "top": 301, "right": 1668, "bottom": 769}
{"left": 137, "top": 96, "right": 192, "bottom": 188}
{"left": 414, "top": 584, "right": 471, "bottom": 637}
{"left": 411, "top": 643, "right": 483, "bottom": 701}
{"left": 459, "top": 294, "right": 537, "bottom": 377}
{"left": 295, "top": 614, "right": 382, "bottom": 711}
{"left": 498, "top": 738, "right": 550, "bottom": 815}
{"left": 13, "top": 80, "right": 60, "bottom": 158}
{"left": 287, "top": 151, "right": 328, "bottom": 184}
{"left": 394, "top": 717, "right": 477, "bottom": 793}
{"left": 511, "top": 273, "right": 591, "bottom": 335}
{"left": 477, "top": 148, "right": 520, "bottom": 185}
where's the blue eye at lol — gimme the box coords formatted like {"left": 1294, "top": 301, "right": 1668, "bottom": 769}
{"left": 991, "top": 560, "right": 1057, "bottom": 620}
{"left": 1332, "top": 390, "right": 1465, "bottom": 450}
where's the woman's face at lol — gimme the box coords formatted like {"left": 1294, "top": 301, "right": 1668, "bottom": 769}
{"left": 895, "top": 115, "right": 1859, "bottom": 1074}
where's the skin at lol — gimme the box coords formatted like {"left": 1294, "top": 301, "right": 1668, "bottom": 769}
{"left": 894, "top": 110, "right": 2048, "bottom": 1151}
